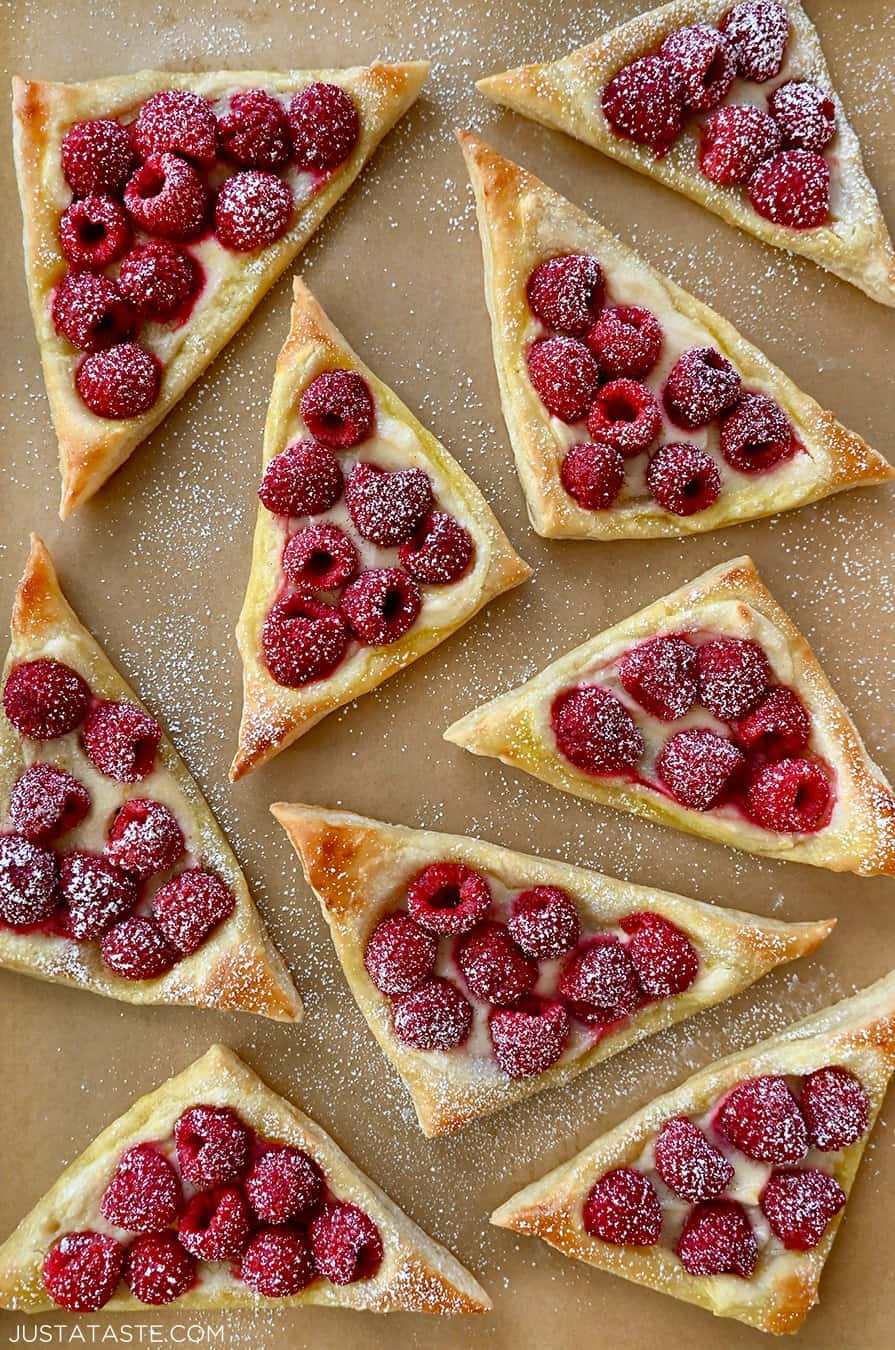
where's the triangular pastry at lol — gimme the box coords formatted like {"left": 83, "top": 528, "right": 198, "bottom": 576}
{"left": 230, "top": 277, "right": 530, "bottom": 780}
{"left": 0, "top": 1044, "right": 490, "bottom": 1314}
{"left": 12, "top": 62, "right": 429, "bottom": 516}
{"left": 272, "top": 803, "right": 833, "bottom": 1137}
{"left": 457, "top": 132, "right": 893, "bottom": 539}
{"left": 477, "top": 1, "right": 895, "bottom": 306}
{"left": 445, "top": 555, "right": 895, "bottom": 876}
{"left": 0, "top": 535, "right": 299, "bottom": 1020}
{"left": 491, "top": 968, "right": 895, "bottom": 1334}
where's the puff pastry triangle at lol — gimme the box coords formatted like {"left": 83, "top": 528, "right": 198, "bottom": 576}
{"left": 0, "top": 535, "right": 300, "bottom": 1020}
{"left": 272, "top": 803, "right": 832, "bottom": 1137}
{"left": 12, "top": 63, "right": 429, "bottom": 516}
{"left": 491, "top": 968, "right": 895, "bottom": 1334}
{"left": 230, "top": 277, "right": 530, "bottom": 780}
{"left": 477, "top": 1, "right": 895, "bottom": 305}
{"left": 0, "top": 1044, "right": 491, "bottom": 1314}
{"left": 445, "top": 555, "right": 895, "bottom": 876}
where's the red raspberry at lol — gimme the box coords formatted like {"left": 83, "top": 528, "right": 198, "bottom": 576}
{"left": 101, "top": 1143, "right": 182, "bottom": 1233}
{"left": 341, "top": 568, "right": 421, "bottom": 645}
{"left": 587, "top": 379, "right": 661, "bottom": 457}
{"left": 283, "top": 524, "right": 359, "bottom": 591}
{"left": 699, "top": 104, "right": 782, "bottom": 185}
{"left": 215, "top": 170, "right": 293, "bottom": 251}
{"left": 288, "top": 82, "right": 360, "bottom": 169}
{"left": 240, "top": 1227, "right": 316, "bottom": 1297}
{"left": 363, "top": 913, "right": 437, "bottom": 995}
{"left": 745, "top": 757, "right": 831, "bottom": 833}
{"left": 124, "top": 1232, "right": 195, "bottom": 1305}
{"left": 398, "top": 512, "right": 475, "bottom": 585}
{"left": 720, "top": 392, "right": 794, "bottom": 473}
{"left": 300, "top": 369, "right": 375, "bottom": 448}
{"left": 406, "top": 862, "right": 491, "bottom": 935}
{"left": 392, "top": 975, "right": 473, "bottom": 1049}
{"left": 219, "top": 88, "right": 292, "bottom": 169}
{"left": 508, "top": 886, "right": 580, "bottom": 959}
{"left": 83, "top": 700, "right": 161, "bottom": 781}
{"left": 527, "top": 335, "right": 600, "bottom": 423}
{"left": 587, "top": 305, "right": 663, "bottom": 379}
{"left": 179, "top": 1186, "right": 253, "bottom": 1261}
{"left": 489, "top": 1000, "right": 570, "bottom": 1078}
{"left": 76, "top": 343, "right": 161, "bottom": 419}
{"left": 559, "top": 936, "right": 641, "bottom": 1022}
{"left": 748, "top": 149, "right": 830, "bottom": 229}
{"left": 124, "top": 153, "right": 208, "bottom": 241}
{"left": 117, "top": 241, "right": 199, "bottom": 322}
{"left": 734, "top": 686, "right": 810, "bottom": 759}
{"left": 717, "top": 1075, "right": 808, "bottom": 1163}
{"left": 175, "top": 1105, "right": 249, "bottom": 1186}
{"left": 61, "top": 118, "right": 133, "bottom": 197}
{"left": 258, "top": 440, "right": 343, "bottom": 517}
{"left": 560, "top": 442, "right": 625, "bottom": 511}
{"left": 0, "top": 834, "right": 59, "bottom": 928}
{"left": 677, "top": 1199, "right": 757, "bottom": 1276}
{"left": 654, "top": 1117, "right": 734, "bottom": 1202}
{"left": 696, "top": 637, "right": 770, "bottom": 720}
{"left": 456, "top": 921, "right": 538, "bottom": 1006}
{"left": 801, "top": 1067, "right": 869, "bottom": 1151}
{"left": 152, "top": 868, "right": 236, "bottom": 955}
{"left": 262, "top": 594, "right": 348, "bottom": 686}
{"left": 646, "top": 442, "right": 721, "bottom": 515}
{"left": 619, "top": 635, "right": 698, "bottom": 721}
{"left": 663, "top": 347, "right": 741, "bottom": 429}
{"left": 660, "top": 25, "right": 736, "bottom": 111}
{"left": 721, "top": 1, "right": 789, "bottom": 82}
{"left": 526, "top": 254, "right": 604, "bottom": 335}
{"left": 9, "top": 764, "right": 90, "bottom": 842}
{"left": 52, "top": 272, "right": 135, "bottom": 352}
{"left": 768, "top": 81, "right": 836, "bottom": 152}
{"left": 761, "top": 1167, "right": 845, "bottom": 1250}
{"left": 59, "top": 196, "right": 130, "bottom": 269}
{"left": 310, "top": 1204, "right": 382, "bottom": 1285}
{"left": 345, "top": 463, "right": 433, "bottom": 547}
{"left": 620, "top": 912, "right": 700, "bottom": 998}
{"left": 602, "top": 55, "right": 684, "bottom": 155}
{"left": 134, "top": 90, "right": 218, "bottom": 165}
{"left": 247, "top": 1148, "right": 322, "bottom": 1224}
{"left": 582, "top": 1168, "right": 662, "bottom": 1245}
{"left": 551, "top": 685, "right": 644, "bottom": 776}
{"left": 59, "top": 851, "right": 139, "bottom": 940}
{"left": 43, "top": 1232, "right": 125, "bottom": 1311}
{"left": 100, "top": 915, "right": 178, "bottom": 980}
{"left": 4, "top": 659, "right": 90, "bottom": 739}
{"left": 656, "top": 729, "right": 745, "bottom": 810}
{"left": 106, "top": 799, "right": 184, "bottom": 878}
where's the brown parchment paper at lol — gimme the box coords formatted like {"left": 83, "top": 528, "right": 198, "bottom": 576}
{"left": 1, "top": 1, "right": 894, "bottom": 1346}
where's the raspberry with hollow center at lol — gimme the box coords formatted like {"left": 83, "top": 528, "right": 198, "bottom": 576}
{"left": 0, "top": 833, "right": 59, "bottom": 928}
{"left": 219, "top": 88, "right": 292, "bottom": 169}
{"left": 152, "top": 868, "right": 236, "bottom": 955}
{"left": 60, "top": 196, "right": 131, "bottom": 270}
{"left": 283, "top": 524, "right": 359, "bottom": 591}
{"left": 83, "top": 700, "right": 162, "bottom": 781}
{"left": 619, "top": 635, "right": 698, "bottom": 722}
{"left": 117, "top": 240, "right": 199, "bottom": 322}
{"left": 551, "top": 685, "right": 644, "bottom": 776}
{"left": 100, "top": 1143, "right": 182, "bottom": 1233}
{"left": 43, "top": 1232, "right": 125, "bottom": 1311}
{"left": 100, "top": 915, "right": 178, "bottom": 980}
{"left": 345, "top": 463, "right": 433, "bottom": 547}
{"left": 262, "top": 594, "right": 348, "bottom": 687}
{"left": 364, "top": 913, "right": 437, "bottom": 995}
{"left": 745, "top": 757, "right": 832, "bottom": 833}
{"left": 133, "top": 89, "right": 218, "bottom": 165}
{"left": 526, "top": 254, "right": 604, "bottom": 335}
{"left": 489, "top": 1000, "right": 570, "bottom": 1078}
{"left": 310, "top": 1203, "right": 383, "bottom": 1285}
{"left": 247, "top": 1148, "right": 322, "bottom": 1224}
{"left": 178, "top": 1186, "right": 253, "bottom": 1261}
{"left": 124, "top": 1232, "right": 196, "bottom": 1305}
{"left": 406, "top": 862, "right": 491, "bottom": 935}
{"left": 602, "top": 55, "right": 684, "bottom": 155}
{"left": 300, "top": 369, "right": 375, "bottom": 448}
{"left": 3, "top": 659, "right": 90, "bottom": 740}
{"left": 106, "top": 799, "right": 185, "bottom": 879}
{"left": 340, "top": 568, "right": 421, "bottom": 646}
{"left": 240, "top": 1227, "right": 317, "bottom": 1297}
{"left": 587, "top": 305, "right": 663, "bottom": 379}
{"left": 699, "top": 104, "right": 782, "bottom": 185}
{"left": 175, "top": 1105, "right": 249, "bottom": 1186}
{"left": 748, "top": 149, "right": 830, "bottom": 229}
{"left": 760, "top": 1167, "right": 845, "bottom": 1250}
{"left": 560, "top": 441, "right": 625, "bottom": 511}
{"left": 717, "top": 1075, "right": 808, "bottom": 1163}
{"left": 508, "top": 886, "right": 580, "bottom": 959}
{"left": 801, "top": 1066, "right": 869, "bottom": 1151}
{"left": 734, "top": 686, "right": 811, "bottom": 759}
{"left": 769, "top": 81, "right": 836, "bottom": 152}
{"left": 696, "top": 637, "right": 770, "bottom": 721}
{"left": 660, "top": 25, "right": 736, "bottom": 112}
{"left": 258, "top": 440, "right": 343, "bottom": 517}
{"left": 656, "top": 729, "right": 746, "bottom": 811}
{"left": 76, "top": 343, "right": 161, "bottom": 419}
{"left": 399, "top": 511, "right": 475, "bottom": 585}
{"left": 587, "top": 379, "right": 661, "bottom": 457}
{"left": 654, "top": 1117, "right": 734, "bottom": 1202}
{"left": 289, "top": 82, "right": 360, "bottom": 169}
{"left": 527, "top": 335, "right": 600, "bottom": 423}
{"left": 61, "top": 118, "right": 133, "bottom": 197}
{"left": 582, "top": 1168, "right": 662, "bottom": 1245}
{"left": 559, "top": 936, "right": 642, "bottom": 1022}
{"left": 124, "top": 154, "right": 209, "bottom": 241}
{"left": 392, "top": 975, "right": 473, "bottom": 1049}
{"left": 620, "top": 912, "right": 699, "bottom": 998}
{"left": 456, "top": 921, "right": 538, "bottom": 1006}
{"left": 677, "top": 1199, "right": 757, "bottom": 1276}
{"left": 52, "top": 272, "right": 135, "bottom": 352}
{"left": 663, "top": 347, "right": 741, "bottom": 429}
{"left": 59, "top": 850, "right": 139, "bottom": 940}
{"left": 646, "top": 442, "right": 721, "bottom": 516}
{"left": 721, "top": 1, "right": 789, "bottom": 82}
{"left": 215, "top": 170, "right": 294, "bottom": 251}
{"left": 9, "top": 764, "right": 90, "bottom": 842}
{"left": 721, "top": 392, "right": 794, "bottom": 473}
